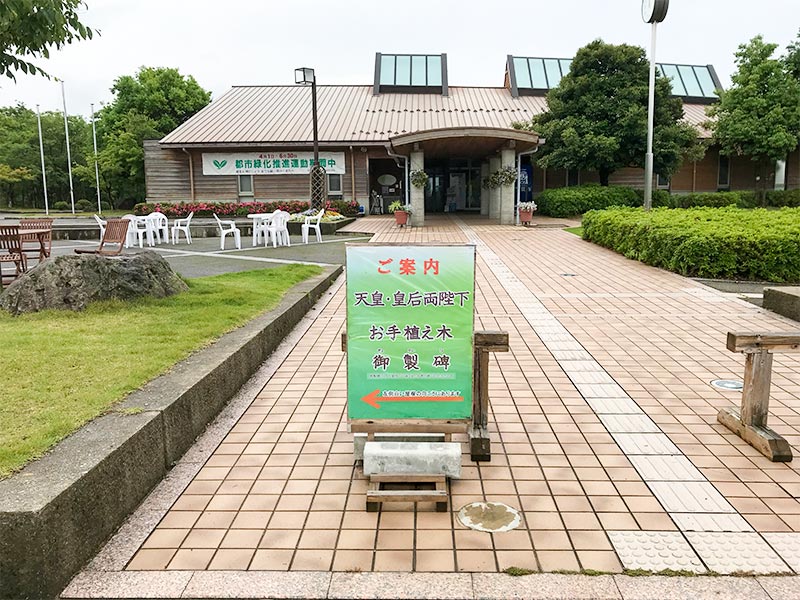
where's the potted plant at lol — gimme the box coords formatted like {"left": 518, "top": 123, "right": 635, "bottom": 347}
{"left": 518, "top": 201, "right": 537, "bottom": 226}
{"left": 388, "top": 200, "right": 411, "bottom": 227}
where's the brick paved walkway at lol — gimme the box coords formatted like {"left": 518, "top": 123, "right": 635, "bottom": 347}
{"left": 64, "top": 215, "right": 800, "bottom": 598}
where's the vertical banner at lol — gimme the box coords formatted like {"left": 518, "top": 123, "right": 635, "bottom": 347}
{"left": 346, "top": 244, "right": 475, "bottom": 421}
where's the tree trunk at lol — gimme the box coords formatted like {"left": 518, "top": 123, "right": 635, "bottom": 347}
{"left": 599, "top": 169, "right": 610, "bottom": 187}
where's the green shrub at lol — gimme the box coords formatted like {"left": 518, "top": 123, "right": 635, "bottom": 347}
{"left": 765, "top": 189, "right": 800, "bottom": 207}
{"left": 326, "top": 198, "right": 360, "bottom": 216}
{"left": 671, "top": 192, "right": 741, "bottom": 208}
{"left": 75, "top": 199, "right": 94, "bottom": 212}
{"left": 537, "top": 185, "right": 639, "bottom": 217}
{"left": 100, "top": 201, "right": 112, "bottom": 211}
{"left": 582, "top": 206, "right": 800, "bottom": 282}
{"left": 52, "top": 201, "right": 69, "bottom": 211}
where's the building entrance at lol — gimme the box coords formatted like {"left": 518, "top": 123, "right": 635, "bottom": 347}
{"left": 423, "top": 159, "right": 482, "bottom": 213}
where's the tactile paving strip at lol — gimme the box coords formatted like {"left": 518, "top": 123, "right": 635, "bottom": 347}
{"left": 608, "top": 531, "right": 706, "bottom": 573}
{"left": 649, "top": 482, "right": 736, "bottom": 514}
{"left": 763, "top": 533, "right": 800, "bottom": 573}
{"left": 672, "top": 513, "right": 753, "bottom": 533}
{"left": 628, "top": 455, "right": 705, "bottom": 481}
{"left": 685, "top": 532, "right": 791, "bottom": 574}
{"left": 599, "top": 414, "right": 661, "bottom": 434}
{"left": 613, "top": 433, "right": 681, "bottom": 455}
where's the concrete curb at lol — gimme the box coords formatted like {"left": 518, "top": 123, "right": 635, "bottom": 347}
{"left": 763, "top": 286, "right": 800, "bottom": 323}
{"left": 59, "top": 570, "right": 800, "bottom": 600}
{"left": 0, "top": 265, "right": 342, "bottom": 600}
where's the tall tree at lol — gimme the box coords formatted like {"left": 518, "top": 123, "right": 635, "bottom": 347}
{"left": 708, "top": 35, "right": 800, "bottom": 201}
{"left": 95, "top": 67, "right": 211, "bottom": 205}
{"left": 0, "top": 104, "right": 93, "bottom": 207}
{"left": 0, "top": 0, "right": 95, "bottom": 79}
{"left": 516, "top": 39, "right": 696, "bottom": 186}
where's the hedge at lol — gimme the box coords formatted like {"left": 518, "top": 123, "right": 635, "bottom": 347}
{"left": 540, "top": 186, "right": 800, "bottom": 217}
{"left": 537, "top": 185, "right": 639, "bottom": 217}
{"left": 581, "top": 206, "right": 800, "bottom": 282}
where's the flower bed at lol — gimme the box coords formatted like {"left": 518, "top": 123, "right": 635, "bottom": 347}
{"left": 133, "top": 200, "right": 311, "bottom": 218}
{"left": 582, "top": 206, "right": 800, "bottom": 282}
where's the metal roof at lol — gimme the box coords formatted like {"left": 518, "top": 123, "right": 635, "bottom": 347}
{"left": 160, "top": 84, "right": 712, "bottom": 146}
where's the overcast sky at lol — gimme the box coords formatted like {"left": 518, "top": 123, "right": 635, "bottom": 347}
{"left": 1, "top": 0, "right": 797, "bottom": 118}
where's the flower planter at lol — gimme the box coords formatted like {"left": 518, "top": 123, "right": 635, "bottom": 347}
{"left": 519, "top": 211, "right": 534, "bottom": 226}
{"left": 394, "top": 210, "right": 409, "bottom": 227}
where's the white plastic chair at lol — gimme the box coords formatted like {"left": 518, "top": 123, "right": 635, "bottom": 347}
{"left": 213, "top": 213, "right": 241, "bottom": 250}
{"left": 252, "top": 212, "right": 274, "bottom": 246}
{"left": 93, "top": 214, "right": 107, "bottom": 240}
{"left": 171, "top": 212, "right": 194, "bottom": 244}
{"left": 146, "top": 212, "right": 169, "bottom": 244}
{"left": 266, "top": 211, "right": 291, "bottom": 248}
{"left": 121, "top": 214, "right": 152, "bottom": 248}
{"left": 301, "top": 208, "right": 325, "bottom": 244}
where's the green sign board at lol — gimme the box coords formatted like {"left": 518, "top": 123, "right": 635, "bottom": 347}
{"left": 346, "top": 244, "right": 475, "bottom": 421}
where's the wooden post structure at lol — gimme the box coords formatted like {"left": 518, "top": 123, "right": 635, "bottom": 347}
{"left": 470, "top": 331, "right": 509, "bottom": 462}
{"left": 717, "top": 332, "right": 798, "bottom": 462}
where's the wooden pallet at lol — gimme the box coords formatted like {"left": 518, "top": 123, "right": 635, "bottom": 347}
{"left": 366, "top": 473, "right": 448, "bottom": 512}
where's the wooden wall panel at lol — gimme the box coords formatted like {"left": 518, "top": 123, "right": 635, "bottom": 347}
{"left": 144, "top": 141, "right": 191, "bottom": 202}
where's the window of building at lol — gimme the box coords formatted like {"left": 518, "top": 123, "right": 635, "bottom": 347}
{"left": 718, "top": 155, "right": 730, "bottom": 189}
{"left": 657, "top": 173, "right": 670, "bottom": 189}
{"left": 566, "top": 169, "right": 580, "bottom": 187}
{"left": 328, "top": 174, "right": 343, "bottom": 196}
{"left": 374, "top": 53, "right": 446, "bottom": 94}
{"left": 238, "top": 175, "right": 253, "bottom": 196}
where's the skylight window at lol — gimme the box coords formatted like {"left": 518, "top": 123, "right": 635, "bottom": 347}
{"left": 507, "top": 55, "right": 720, "bottom": 103}
{"left": 374, "top": 53, "right": 447, "bottom": 95}
{"left": 657, "top": 64, "right": 720, "bottom": 101}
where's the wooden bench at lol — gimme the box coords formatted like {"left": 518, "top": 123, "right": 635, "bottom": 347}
{"left": 717, "top": 332, "right": 799, "bottom": 462}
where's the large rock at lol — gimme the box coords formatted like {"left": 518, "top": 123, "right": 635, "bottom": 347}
{"left": 0, "top": 251, "right": 188, "bottom": 315}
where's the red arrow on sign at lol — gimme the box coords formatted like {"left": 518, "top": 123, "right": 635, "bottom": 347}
{"left": 361, "top": 389, "right": 464, "bottom": 409}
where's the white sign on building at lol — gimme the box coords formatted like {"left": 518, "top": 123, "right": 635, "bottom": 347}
{"left": 202, "top": 152, "right": 346, "bottom": 175}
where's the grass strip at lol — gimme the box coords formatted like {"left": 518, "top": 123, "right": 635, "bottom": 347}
{"left": 0, "top": 264, "right": 321, "bottom": 477}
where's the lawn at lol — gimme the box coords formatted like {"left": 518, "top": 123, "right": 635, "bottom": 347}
{"left": 0, "top": 264, "right": 321, "bottom": 478}
{"left": 564, "top": 226, "right": 583, "bottom": 236}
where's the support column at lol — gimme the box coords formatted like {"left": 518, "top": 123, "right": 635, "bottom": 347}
{"left": 410, "top": 150, "right": 425, "bottom": 227}
{"left": 488, "top": 156, "right": 501, "bottom": 221}
{"left": 480, "top": 162, "right": 489, "bottom": 216}
{"left": 499, "top": 148, "right": 516, "bottom": 225}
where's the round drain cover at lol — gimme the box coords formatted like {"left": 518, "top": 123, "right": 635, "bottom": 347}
{"left": 457, "top": 501, "right": 521, "bottom": 533}
{"left": 711, "top": 379, "right": 744, "bottom": 391}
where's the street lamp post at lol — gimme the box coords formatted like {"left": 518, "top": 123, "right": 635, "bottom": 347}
{"left": 641, "top": 0, "right": 669, "bottom": 211}
{"left": 295, "top": 67, "right": 326, "bottom": 210}
{"left": 91, "top": 103, "right": 102, "bottom": 214}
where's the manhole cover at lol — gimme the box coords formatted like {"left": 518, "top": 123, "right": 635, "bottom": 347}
{"left": 457, "top": 501, "right": 521, "bottom": 533}
{"left": 711, "top": 379, "right": 744, "bottom": 391}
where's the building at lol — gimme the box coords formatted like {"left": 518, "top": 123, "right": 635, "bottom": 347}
{"left": 145, "top": 53, "right": 800, "bottom": 226}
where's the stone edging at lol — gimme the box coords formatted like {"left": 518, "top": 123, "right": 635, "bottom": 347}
{"left": 0, "top": 265, "right": 342, "bottom": 600}
{"left": 60, "top": 570, "right": 800, "bottom": 600}
{"left": 763, "top": 286, "right": 800, "bottom": 323}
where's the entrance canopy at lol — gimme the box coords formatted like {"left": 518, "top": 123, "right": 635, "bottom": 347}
{"left": 389, "top": 126, "right": 542, "bottom": 159}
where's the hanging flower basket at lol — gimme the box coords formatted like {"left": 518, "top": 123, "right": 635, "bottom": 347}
{"left": 410, "top": 169, "right": 429, "bottom": 188}
{"left": 483, "top": 166, "right": 518, "bottom": 189}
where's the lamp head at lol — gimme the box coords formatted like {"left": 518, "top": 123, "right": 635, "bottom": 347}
{"left": 294, "top": 67, "right": 315, "bottom": 85}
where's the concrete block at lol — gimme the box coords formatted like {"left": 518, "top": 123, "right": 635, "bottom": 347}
{"left": 353, "top": 433, "right": 446, "bottom": 461}
{"left": 363, "top": 441, "right": 462, "bottom": 479}
{"left": 764, "top": 287, "right": 800, "bottom": 323}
